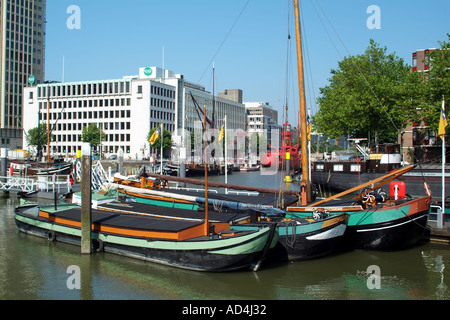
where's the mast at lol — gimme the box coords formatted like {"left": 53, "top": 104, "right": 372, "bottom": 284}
{"left": 294, "top": 0, "right": 311, "bottom": 203}
{"left": 203, "top": 105, "right": 210, "bottom": 236}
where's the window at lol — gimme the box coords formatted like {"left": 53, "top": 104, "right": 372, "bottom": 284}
{"left": 316, "top": 164, "right": 324, "bottom": 171}
{"left": 333, "top": 164, "right": 344, "bottom": 172}
{"left": 350, "top": 164, "right": 361, "bottom": 172}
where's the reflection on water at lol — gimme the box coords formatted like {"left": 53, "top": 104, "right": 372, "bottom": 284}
{"left": 1, "top": 191, "right": 449, "bottom": 300}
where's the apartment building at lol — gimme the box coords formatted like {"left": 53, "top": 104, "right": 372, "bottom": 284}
{"left": 0, "top": 0, "right": 46, "bottom": 149}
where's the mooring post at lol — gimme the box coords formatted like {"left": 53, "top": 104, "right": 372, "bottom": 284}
{"left": 0, "top": 148, "right": 6, "bottom": 179}
{"left": 117, "top": 148, "right": 124, "bottom": 175}
{"left": 81, "top": 143, "right": 92, "bottom": 254}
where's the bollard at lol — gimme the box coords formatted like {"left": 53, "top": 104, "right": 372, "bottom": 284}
{"left": 117, "top": 148, "right": 124, "bottom": 175}
{"left": 81, "top": 143, "right": 92, "bottom": 254}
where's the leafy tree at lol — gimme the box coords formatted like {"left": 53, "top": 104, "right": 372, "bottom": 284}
{"left": 26, "top": 123, "right": 51, "bottom": 155}
{"left": 147, "top": 127, "right": 172, "bottom": 150}
{"left": 417, "top": 34, "right": 450, "bottom": 134}
{"left": 81, "top": 123, "right": 105, "bottom": 150}
{"left": 313, "top": 39, "right": 416, "bottom": 144}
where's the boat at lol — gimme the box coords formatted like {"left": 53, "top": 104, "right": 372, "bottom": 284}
{"left": 252, "top": 210, "right": 348, "bottom": 261}
{"left": 261, "top": 121, "right": 301, "bottom": 170}
{"left": 163, "top": 163, "right": 222, "bottom": 177}
{"left": 287, "top": 166, "right": 431, "bottom": 250}
{"left": 9, "top": 160, "right": 73, "bottom": 176}
{"left": 14, "top": 203, "right": 277, "bottom": 272}
{"left": 311, "top": 141, "right": 449, "bottom": 199}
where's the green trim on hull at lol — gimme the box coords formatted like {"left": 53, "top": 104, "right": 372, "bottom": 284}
{"left": 14, "top": 213, "right": 271, "bottom": 255}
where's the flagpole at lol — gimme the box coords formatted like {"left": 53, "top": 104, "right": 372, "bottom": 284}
{"left": 224, "top": 115, "right": 228, "bottom": 194}
{"left": 160, "top": 123, "right": 163, "bottom": 175}
{"left": 440, "top": 97, "right": 446, "bottom": 229}
{"left": 441, "top": 132, "right": 445, "bottom": 229}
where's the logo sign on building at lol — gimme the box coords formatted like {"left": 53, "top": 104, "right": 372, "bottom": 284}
{"left": 28, "top": 75, "right": 35, "bottom": 85}
{"left": 143, "top": 67, "right": 153, "bottom": 76}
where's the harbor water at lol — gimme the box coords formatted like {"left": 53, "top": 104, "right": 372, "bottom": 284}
{"left": 1, "top": 171, "right": 449, "bottom": 301}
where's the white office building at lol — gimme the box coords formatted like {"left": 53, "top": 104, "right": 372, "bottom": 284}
{"left": 22, "top": 66, "right": 246, "bottom": 159}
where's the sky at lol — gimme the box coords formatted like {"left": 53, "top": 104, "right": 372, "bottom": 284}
{"left": 45, "top": 0, "right": 449, "bottom": 124}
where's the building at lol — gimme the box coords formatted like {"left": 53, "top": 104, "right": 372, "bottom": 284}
{"left": 244, "top": 101, "right": 279, "bottom": 146}
{"left": 399, "top": 48, "right": 443, "bottom": 164}
{"left": 412, "top": 48, "right": 437, "bottom": 72}
{"left": 0, "top": 0, "right": 46, "bottom": 149}
{"left": 22, "top": 66, "right": 247, "bottom": 159}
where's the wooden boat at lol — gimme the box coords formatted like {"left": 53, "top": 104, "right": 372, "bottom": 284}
{"left": 14, "top": 203, "right": 277, "bottom": 272}
{"left": 250, "top": 212, "right": 348, "bottom": 261}
{"left": 287, "top": 166, "right": 431, "bottom": 250}
{"left": 9, "top": 161, "right": 73, "bottom": 176}
{"left": 310, "top": 142, "right": 449, "bottom": 199}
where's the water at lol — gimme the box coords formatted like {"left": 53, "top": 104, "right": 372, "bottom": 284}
{"left": 1, "top": 171, "right": 450, "bottom": 301}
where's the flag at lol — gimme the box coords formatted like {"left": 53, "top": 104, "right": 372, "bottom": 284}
{"left": 149, "top": 126, "right": 161, "bottom": 145}
{"left": 438, "top": 99, "right": 448, "bottom": 140}
{"left": 307, "top": 111, "right": 312, "bottom": 141}
{"left": 218, "top": 124, "right": 224, "bottom": 143}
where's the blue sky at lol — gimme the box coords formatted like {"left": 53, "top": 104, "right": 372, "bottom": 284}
{"left": 45, "top": 0, "right": 449, "bottom": 124}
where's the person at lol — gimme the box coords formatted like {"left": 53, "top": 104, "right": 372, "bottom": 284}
{"left": 69, "top": 171, "right": 74, "bottom": 193}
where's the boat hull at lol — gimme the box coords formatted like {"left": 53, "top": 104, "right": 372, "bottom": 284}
{"left": 272, "top": 214, "right": 348, "bottom": 261}
{"left": 341, "top": 196, "right": 431, "bottom": 250}
{"left": 14, "top": 206, "right": 276, "bottom": 272}
{"left": 345, "top": 209, "right": 429, "bottom": 251}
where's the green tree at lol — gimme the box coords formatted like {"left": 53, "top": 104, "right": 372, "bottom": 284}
{"left": 81, "top": 123, "right": 105, "bottom": 150}
{"left": 418, "top": 34, "right": 450, "bottom": 134}
{"left": 26, "top": 123, "right": 50, "bottom": 156}
{"left": 313, "top": 39, "right": 416, "bottom": 144}
{"left": 147, "top": 127, "right": 172, "bottom": 150}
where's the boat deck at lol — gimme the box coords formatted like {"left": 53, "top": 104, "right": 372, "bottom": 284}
{"left": 158, "top": 188, "right": 299, "bottom": 207}
{"left": 35, "top": 205, "right": 204, "bottom": 234}
{"left": 98, "top": 201, "right": 250, "bottom": 223}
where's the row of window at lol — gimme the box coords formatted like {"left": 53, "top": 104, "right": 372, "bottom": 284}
{"left": 46, "top": 145, "right": 132, "bottom": 155}
{"left": 54, "top": 133, "right": 131, "bottom": 143}
{"left": 37, "top": 98, "right": 132, "bottom": 110}
{"left": 39, "top": 110, "right": 131, "bottom": 121}
{"left": 37, "top": 81, "right": 132, "bottom": 98}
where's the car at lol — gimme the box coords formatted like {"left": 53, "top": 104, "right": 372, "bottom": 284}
{"left": 108, "top": 155, "right": 117, "bottom": 160}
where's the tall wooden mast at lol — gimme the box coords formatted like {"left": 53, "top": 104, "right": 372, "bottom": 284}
{"left": 294, "top": 0, "right": 311, "bottom": 203}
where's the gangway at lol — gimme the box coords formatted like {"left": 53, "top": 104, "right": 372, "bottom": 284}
{"left": 0, "top": 175, "right": 70, "bottom": 195}
{"left": 74, "top": 160, "right": 109, "bottom": 190}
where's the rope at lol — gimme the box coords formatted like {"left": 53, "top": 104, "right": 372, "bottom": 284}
{"left": 285, "top": 220, "right": 298, "bottom": 250}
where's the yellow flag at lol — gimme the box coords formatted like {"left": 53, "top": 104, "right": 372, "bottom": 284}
{"left": 218, "top": 124, "right": 224, "bottom": 143}
{"left": 438, "top": 99, "right": 448, "bottom": 140}
{"left": 307, "top": 112, "right": 312, "bottom": 141}
{"left": 149, "top": 126, "right": 161, "bottom": 145}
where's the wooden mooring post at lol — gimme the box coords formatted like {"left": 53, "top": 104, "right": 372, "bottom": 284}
{"left": 81, "top": 143, "right": 92, "bottom": 254}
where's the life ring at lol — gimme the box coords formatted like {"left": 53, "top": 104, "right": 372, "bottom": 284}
{"left": 355, "top": 155, "right": 362, "bottom": 163}
{"left": 47, "top": 231, "right": 56, "bottom": 242}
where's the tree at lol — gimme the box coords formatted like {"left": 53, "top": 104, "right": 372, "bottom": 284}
{"left": 417, "top": 34, "right": 450, "bottom": 134}
{"left": 147, "top": 127, "right": 172, "bottom": 150}
{"left": 313, "top": 40, "right": 416, "bottom": 144}
{"left": 81, "top": 123, "right": 105, "bottom": 150}
{"left": 26, "top": 123, "right": 50, "bottom": 156}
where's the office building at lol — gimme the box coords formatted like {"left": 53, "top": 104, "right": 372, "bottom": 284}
{"left": 0, "top": 0, "right": 46, "bottom": 149}
{"left": 22, "top": 66, "right": 247, "bottom": 159}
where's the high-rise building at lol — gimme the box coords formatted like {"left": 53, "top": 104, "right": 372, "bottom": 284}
{"left": 0, "top": 0, "right": 46, "bottom": 149}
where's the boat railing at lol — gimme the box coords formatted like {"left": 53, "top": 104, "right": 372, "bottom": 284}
{"left": 0, "top": 174, "right": 70, "bottom": 193}
{"left": 227, "top": 190, "right": 259, "bottom": 196}
{"left": 172, "top": 185, "right": 219, "bottom": 194}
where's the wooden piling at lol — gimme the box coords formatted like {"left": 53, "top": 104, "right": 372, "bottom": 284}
{"left": 81, "top": 143, "right": 92, "bottom": 254}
